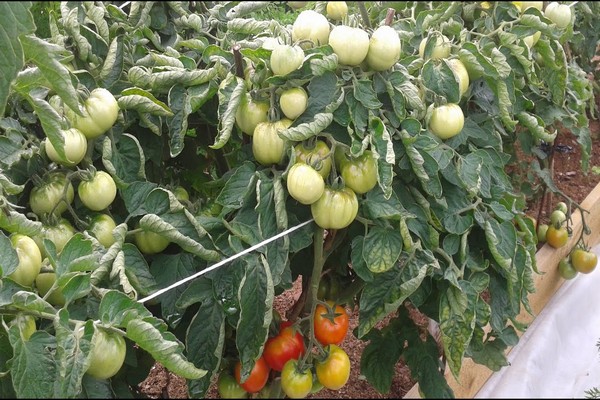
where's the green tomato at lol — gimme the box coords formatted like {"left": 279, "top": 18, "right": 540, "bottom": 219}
{"left": 545, "top": 2, "right": 572, "bottom": 29}
{"left": 429, "top": 103, "right": 464, "bottom": 140}
{"left": 287, "top": 163, "right": 325, "bottom": 205}
{"left": 65, "top": 88, "right": 119, "bottom": 139}
{"left": 78, "top": 170, "right": 117, "bottom": 211}
{"left": 294, "top": 140, "right": 332, "bottom": 179}
{"left": 88, "top": 213, "right": 117, "bottom": 248}
{"left": 311, "top": 186, "right": 358, "bottom": 230}
{"left": 280, "top": 87, "right": 308, "bottom": 120}
{"left": 446, "top": 59, "right": 470, "bottom": 98}
{"left": 555, "top": 201, "right": 568, "bottom": 214}
{"left": 326, "top": 1, "right": 348, "bottom": 21}
{"left": 550, "top": 209, "right": 567, "bottom": 228}
{"left": 558, "top": 258, "right": 578, "bottom": 280}
{"left": 271, "top": 44, "right": 305, "bottom": 76}
{"left": 523, "top": 31, "right": 541, "bottom": 48}
{"left": 8, "top": 234, "right": 42, "bottom": 287}
{"left": 340, "top": 150, "right": 378, "bottom": 195}
{"left": 281, "top": 359, "right": 313, "bottom": 399}
{"left": 235, "top": 93, "right": 270, "bottom": 136}
{"left": 173, "top": 186, "right": 189, "bottom": 202}
{"left": 44, "top": 128, "right": 88, "bottom": 167}
{"left": 570, "top": 248, "right": 598, "bottom": 274}
{"left": 252, "top": 119, "right": 293, "bottom": 166}
{"left": 34, "top": 218, "right": 76, "bottom": 257}
{"left": 134, "top": 229, "right": 170, "bottom": 255}
{"left": 419, "top": 34, "right": 452, "bottom": 60}
{"left": 86, "top": 328, "right": 127, "bottom": 380}
{"left": 29, "top": 171, "right": 75, "bottom": 216}
{"left": 35, "top": 272, "right": 66, "bottom": 307}
{"left": 365, "top": 25, "right": 402, "bottom": 72}
{"left": 329, "top": 25, "right": 370, "bottom": 66}
{"left": 8, "top": 314, "right": 36, "bottom": 341}
{"left": 217, "top": 372, "right": 248, "bottom": 398}
{"left": 292, "top": 10, "right": 330, "bottom": 49}
{"left": 287, "top": 2, "right": 307, "bottom": 10}
{"left": 536, "top": 223, "right": 549, "bottom": 243}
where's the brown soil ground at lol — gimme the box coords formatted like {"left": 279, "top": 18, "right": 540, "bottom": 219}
{"left": 138, "top": 115, "right": 600, "bottom": 399}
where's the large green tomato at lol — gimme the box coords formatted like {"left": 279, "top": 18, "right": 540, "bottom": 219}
{"left": 340, "top": 150, "right": 378, "bottom": 195}
{"left": 570, "top": 248, "right": 598, "bottom": 274}
{"left": 8, "top": 234, "right": 42, "bottom": 287}
{"left": 35, "top": 271, "right": 66, "bottom": 307}
{"left": 326, "top": 1, "right": 348, "bottom": 21}
{"left": 235, "top": 93, "right": 270, "bottom": 136}
{"left": 294, "top": 140, "right": 332, "bottom": 179}
{"left": 429, "top": 103, "right": 464, "bottom": 140}
{"left": 281, "top": 359, "right": 313, "bottom": 399}
{"left": 311, "top": 186, "right": 358, "bottom": 230}
{"left": 44, "top": 128, "right": 88, "bottom": 167}
{"left": 85, "top": 328, "right": 127, "bottom": 380}
{"left": 78, "top": 170, "right": 117, "bottom": 211}
{"left": 280, "top": 87, "right": 308, "bottom": 120}
{"left": 419, "top": 34, "right": 452, "bottom": 60}
{"left": 29, "top": 172, "right": 75, "bottom": 216}
{"left": 292, "top": 10, "right": 330, "bottom": 49}
{"left": 287, "top": 163, "right": 325, "bottom": 205}
{"left": 34, "top": 218, "right": 76, "bottom": 256}
{"left": 558, "top": 258, "right": 578, "bottom": 280}
{"left": 446, "top": 59, "right": 470, "bottom": 98}
{"left": 88, "top": 213, "right": 117, "bottom": 248}
{"left": 65, "top": 88, "right": 119, "bottom": 139}
{"left": 365, "top": 25, "right": 402, "bottom": 71}
{"left": 271, "top": 44, "right": 305, "bottom": 76}
{"left": 252, "top": 119, "right": 293, "bottom": 165}
{"left": 315, "top": 344, "right": 350, "bottom": 390}
{"left": 329, "top": 25, "right": 370, "bottom": 66}
{"left": 134, "top": 229, "right": 170, "bottom": 255}
{"left": 217, "top": 373, "right": 248, "bottom": 398}
{"left": 545, "top": 2, "right": 572, "bottom": 29}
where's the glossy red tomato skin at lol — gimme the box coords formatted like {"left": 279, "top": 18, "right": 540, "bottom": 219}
{"left": 263, "top": 325, "right": 306, "bottom": 372}
{"left": 313, "top": 302, "right": 349, "bottom": 346}
{"left": 234, "top": 356, "right": 270, "bottom": 393}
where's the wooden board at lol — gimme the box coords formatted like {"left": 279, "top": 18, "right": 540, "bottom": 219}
{"left": 404, "top": 180, "right": 600, "bottom": 398}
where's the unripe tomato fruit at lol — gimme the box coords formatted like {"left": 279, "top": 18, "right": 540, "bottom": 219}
{"left": 429, "top": 103, "right": 464, "bottom": 140}
{"left": 340, "top": 150, "right": 378, "bottom": 195}
{"left": 446, "top": 59, "right": 470, "bottom": 98}
{"left": 558, "top": 258, "right": 578, "bottom": 280}
{"left": 252, "top": 119, "right": 293, "bottom": 166}
{"left": 545, "top": 2, "right": 572, "bottom": 29}
{"left": 329, "top": 25, "right": 370, "bottom": 66}
{"left": 263, "top": 324, "right": 306, "bottom": 371}
{"left": 34, "top": 218, "right": 76, "bottom": 257}
{"left": 281, "top": 359, "right": 313, "bottom": 399}
{"left": 311, "top": 186, "right": 358, "bottom": 230}
{"left": 287, "top": 163, "right": 325, "bottom": 205}
{"left": 555, "top": 201, "right": 568, "bottom": 214}
{"left": 8, "top": 234, "right": 42, "bottom": 287}
{"left": 419, "top": 35, "right": 452, "bottom": 60}
{"left": 288, "top": 2, "right": 307, "bottom": 10}
{"left": 546, "top": 225, "right": 568, "bottom": 248}
{"left": 270, "top": 44, "right": 305, "bottom": 76}
{"left": 234, "top": 357, "right": 270, "bottom": 393}
{"left": 29, "top": 172, "right": 75, "bottom": 216}
{"left": 365, "top": 25, "right": 401, "bottom": 72}
{"left": 44, "top": 128, "right": 88, "bottom": 167}
{"left": 35, "top": 271, "right": 66, "bottom": 307}
{"left": 536, "top": 223, "right": 549, "bottom": 243}
{"left": 65, "top": 88, "right": 119, "bottom": 139}
{"left": 134, "top": 229, "right": 170, "bottom": 255}
{"left": 173, "top": 186, "right": 189, "bottom": 202}
{"left": 78, "top": 170, "right": 117, "bottom": 211}
{"left": 280, "top": 87, "right": 308, "bottom": 120}
{"left": 550, "top": 209, "right": 566, "bottom": 228}
{"left": 217, "top": 373, "right": 248, "bottom": 398}
{"left": 88, "top": 213, "right": 117, "bottom": 248}
{"left": 315, "top": 344, "right": 350, "bottom": 390}
{"left": 292, "top": 10, "right": 330, "bottom": 49}
{"left": 570, "top": 248, "right": 598, "bottom": 274}
{"left": 326, "top": 1, "right": 348, "bottom": 21}
{"left": 313, "top": 302, "right": 349, "bottom": 346}
{"left": 235, "top": 93, "right": 269, "bottom": 136}
{"left": 294, "top": 140, "right": 332, "bottom": 179}
{"left": 523, "top": 31, "right": 541, "bottom": 48}
{"left": 85, "top": 328, "right": 127, "bottom": 380}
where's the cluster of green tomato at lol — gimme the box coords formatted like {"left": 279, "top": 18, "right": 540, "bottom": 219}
{"left": 218, "top": 301, "right": 351, "bottom": 399}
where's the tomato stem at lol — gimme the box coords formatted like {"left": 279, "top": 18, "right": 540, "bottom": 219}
{"left": 232, "top": 44, "right": 244, "bottom": 79}
{"left": 384, "top": 8, "right": 395, "bottom": 26}
{"left": 357, "top": 2, "right": 371, "bottom": 29}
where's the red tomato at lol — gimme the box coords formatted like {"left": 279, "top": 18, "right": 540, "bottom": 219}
{"left": 263, "top": 324, "right": 306, "bottom": 371}
{"left": 234, "top": 357, "right": 270, "bottom": 393}
{"left": 313, "top": 302, "right": 349, "bottom": 346}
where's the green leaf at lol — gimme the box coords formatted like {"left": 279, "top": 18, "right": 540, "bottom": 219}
{"left": 0, "top": 231, "right": 19, "bottom": 278}
{"left": 467, "top": 336, "right": 509, "bottom": 372}
{"left": 279, "top": 113, "right": 333, "bottom": 141}
{"left": 236, "top": 255, "right": 273, "bottom": 381}
{"left": 118, "top": 87, "right": 174, "bottom": 117}
{"left": 99, "top": 34, "right": 124, "bottom": 89}
{"left": 212, "top": 74, "right": 245, "bottom": 149}
{"left": 167, "top": 84, "right": 191, "bottom": 157}
{"left": 55, "top": 233, "right": 98, "bottom": 277}
{"left": 421, "top": 59, "right": 460, "bottom": 103}
{"left": 0, "top": 2, "right": 35, "bottom": 116}
{"left": 101, "top": 134, "right": 147, "bottom": 186}
{"left": 484, "top": 219, "right": 517, "bottom": 274}
{"left": 363, "top": 226, "right": 403, "bottom": 274}
{"left": 354, "top": 78, "right": 383, "bottom": 109}
{"left": 369, "top": 117, "right": 395, "bottom": 199}
{"left": 404, "top": 333, "right": 454, "bottom": 399}
{"left": 351, "top": 236, "right": 374, "bottom": 282}
{"left": 295, "top": 72, "right": 339, "bottom": 125}
{"left": 122, "top": 243, "right": 158, "bottom": 297}
{"left": 215, "top": 162, "right": 257, "bottom": 210}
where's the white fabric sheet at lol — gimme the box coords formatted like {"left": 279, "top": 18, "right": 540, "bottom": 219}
{"left": 476, "top": 244, "right": 600, "bottom": 398}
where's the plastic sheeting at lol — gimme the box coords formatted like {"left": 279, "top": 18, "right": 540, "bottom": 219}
{"left": 476, "top": 244, "right": 600, "bottom": 398}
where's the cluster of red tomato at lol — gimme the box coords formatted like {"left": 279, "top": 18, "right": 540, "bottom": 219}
{"left": 217, "top": 301, "right": 351, "bottom": 398}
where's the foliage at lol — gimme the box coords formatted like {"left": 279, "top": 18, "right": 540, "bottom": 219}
{"left": 0, "top": 1, "right": 596, "bottom": 398}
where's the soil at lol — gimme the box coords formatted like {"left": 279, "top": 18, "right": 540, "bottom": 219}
{"left": 138, "top": 116, "right": 600, "bottom": 399}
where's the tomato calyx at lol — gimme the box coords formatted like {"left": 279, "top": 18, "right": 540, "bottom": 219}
{"left": 315, "top": 300, "right": 345, "bottom": 325}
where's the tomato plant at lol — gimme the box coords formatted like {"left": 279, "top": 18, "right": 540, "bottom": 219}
{"left": 326, "top": 1, "right": 348, "bottom": 21}
{"left": 280, "top": 87, "right": 308, "bottom": 120}
{"left": 234, "top": 357, "right": 270, "bottom": 393}
{"left": 64, "top": 88, "right": 119, "bottom": 139}
{"left": 550, "top": 209, "right": 567, "bottom": 228}
{"left": 419, "top": 34, "right": 451, "bottom": 60}
{"left": 310, "top": 186, "right": 358, "bottom": 230}
{"left": 446, "top": 59, "right": 470, "bottom": 97}
{"left": 280, "top": 359, "right": 313, "bottom": 399}
{"left": 34, "top": 218, "right": 76, "bottom": 256}
{"left": 29, "top": 172, "right": 74, "bottom": 216}
{"left": 313, "top": 302, "right": 349, "bottom": 346}
{"left": 252, "top": 119, "right": 293, "bottom": 165}
{"left": 570, "top": 248, "right": 598, "bottom": 274}
{"left": 235, "top": 93, "right": 269, "bottom": 136}
{"left": 35, "top": 271, "right": 66, "bottom": 307}
{"left": 217, "top": 373, "right": 248, "bottom": 399}
{"left": 545, "top": 2, "right": 572, "bottom": 29}
{"left": 329, "top": 25, "right": 370, "bottom": 66}
{"left": 264, "top": 323, "right": 305, "bottom": 371}
{"left": 546, "top": 225, "right": 569, "bottom": 249}
{"left": 294, "top": 140, "right": 332, "bottom": 179}
{"left": 270, "top": 44, "right": 305, "bottom": 77}
{"left": 340, "top": 150, "right": 378, "bottom": 195}
{"left": 44, "top": 128, "right": 88, "bottom": 167}
{"left": 292, "top": 10, "right": 330, "bottom": 48}
{"left": 558, "top": 257, "right": 578, "bottom": 280}
{"left": 7, "top": 234, "right": 42, "bottom": 287}
{"left": 537, "top": 223, "right": 549, "bottom": 243}
{"left": 428, "top": 103, "right": 465, "bottom": 140}
{"left": 134, "top": 229, "right": 170, "bottom": 255}
{"left": 286, "top": 163, "right": 325, "bottom": 205}
{"left": 315, "top": 344, "right": 351, "bottom": 390}
{"left": 78, "top": 170, "right": 117, "bottom": 211}
{"left": 88, "top": 213, "right": 117, "bottom": 248}
{"left": 85, "top": 328, "right": 127, "bottom": 380}
{"left": 7, "top": 314, "right": 36, "bottom": 341}
{"left": 365, "top": 25, "right": 402, "bottom": 72}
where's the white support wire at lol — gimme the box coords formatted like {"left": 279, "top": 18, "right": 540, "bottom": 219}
{"left": 137, "top": 219, "right": 315, "bottom": 304}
